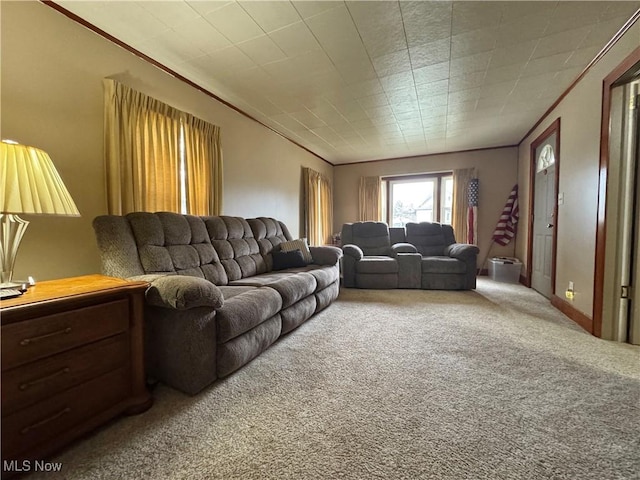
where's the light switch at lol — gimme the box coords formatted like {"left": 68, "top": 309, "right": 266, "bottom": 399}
{"left": 558, "top": 192, "right": 564, "bottom": 205}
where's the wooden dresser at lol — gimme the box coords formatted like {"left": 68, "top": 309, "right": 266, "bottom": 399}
{"left": 1, "top": 275, "right": 152, "bottom": 474}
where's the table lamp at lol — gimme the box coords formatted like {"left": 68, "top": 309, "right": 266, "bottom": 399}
{"left": 0, "top": 140, "right": 80, "bottom": 288}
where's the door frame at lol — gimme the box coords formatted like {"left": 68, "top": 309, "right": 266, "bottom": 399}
{"left": 526, "top": 118, "right": 561, "bottom": 293}
{"left": 594, "top": 46, "right": 640, "bottom": 338}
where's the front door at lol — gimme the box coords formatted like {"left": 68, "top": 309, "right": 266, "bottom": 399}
{"left": 531, "top": 133, "right": 558, "bottom": 298}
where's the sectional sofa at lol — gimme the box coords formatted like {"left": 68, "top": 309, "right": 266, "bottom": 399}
{"left": 341, "top": 221, "right": 479, "bottom": 290}
{"left": 93, "top": 213, "right": 342, "bottom": 395}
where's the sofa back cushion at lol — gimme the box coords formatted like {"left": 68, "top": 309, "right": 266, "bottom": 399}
{"left": 342, "top": 222, "right": 391, "bottom": 256}
{"left": 405, "top": 222, "right": 456, "bottom": 256}
{"left": 204, "top": 216, "right": 268, "bottom": 281}
{"left": 127, "top": 212, "right": 229, "bottom": 285}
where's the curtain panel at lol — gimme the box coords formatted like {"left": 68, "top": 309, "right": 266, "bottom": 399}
{"left": 182, "top": 115, "right": 223, "bottom": 215}
{"left": 303, "top": 167, "right": 333, "bottom": 246}
{"left": 358, "top": 176, "right": 381, "bottom": 222}
{"left": 452, "top": 168, "right": 477, "bottom": 244}
{"left": 103, "top": 79, "right": 222, "bottom": 216}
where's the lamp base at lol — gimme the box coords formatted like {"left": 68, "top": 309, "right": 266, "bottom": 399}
{"left": 1, "top": 213, "right": 30, "bottom": 288}
{"left": 0, "top": 281, "right": 23, "bottom": 290}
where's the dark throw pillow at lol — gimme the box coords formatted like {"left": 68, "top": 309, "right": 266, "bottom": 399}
{"left": 272, "top": 249, "right": 307, "bottom": 270}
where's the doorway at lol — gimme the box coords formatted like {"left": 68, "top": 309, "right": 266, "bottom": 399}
{"left": 527, "top": 120, "right": 560, "bottom": 299}
{"left": 594, "top": 49, "right": 640, "bottom": 342}
{"left": 601, "top": 77, "right": 640, "bottom": 344}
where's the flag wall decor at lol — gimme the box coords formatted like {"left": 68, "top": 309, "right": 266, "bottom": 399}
{"left": 467, "top": 178, "right": 479, "bottom": 244}
{"left": 493, "top": 184, "right": 519, "bottom": 246}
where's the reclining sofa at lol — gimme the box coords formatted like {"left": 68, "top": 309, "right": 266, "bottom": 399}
{"left": 93, "top": 212, "right": 342, "bottom": 395}
{"left": 341, "top": 221, "right": 478, "bottom": 290}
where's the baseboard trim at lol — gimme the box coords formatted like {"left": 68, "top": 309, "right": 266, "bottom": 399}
{"left": 551, "top": 294, "right": 593, "bottom": 334}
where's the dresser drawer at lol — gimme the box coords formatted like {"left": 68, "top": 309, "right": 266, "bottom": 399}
{"left": 2, "top": 299, "right": 129, "bottom": 370}
{"left": 2, "top": 335, "right": 129, "bottom": 416}
{"left": 2, "top": 367, "right": 130, "bottom": 459}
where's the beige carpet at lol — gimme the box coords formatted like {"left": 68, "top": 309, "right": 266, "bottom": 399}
{"left": 26, "top": 279, "right": 640, "bottom": 479}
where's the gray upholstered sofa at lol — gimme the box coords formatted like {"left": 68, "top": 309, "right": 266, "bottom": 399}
{"left": 341, "top": 221, "right": 478, "bottom": 290}
{"left": 93, "top": 212, "right": 342, "bottom": 395}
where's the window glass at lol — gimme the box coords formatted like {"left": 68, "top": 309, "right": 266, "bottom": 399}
{"left": 386, "top": 174, "right": 452, "bottom": 227}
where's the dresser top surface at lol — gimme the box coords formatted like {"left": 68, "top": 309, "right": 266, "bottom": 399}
{"left": 0, "top": 274, "right": 148, "bottom": 312}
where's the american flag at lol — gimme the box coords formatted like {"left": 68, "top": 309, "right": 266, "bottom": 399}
{"left": 467, "top": 178, "right": 479, "bottom": 244}
{"left": 493, "top": 185, "right": 519, "bottom": 246}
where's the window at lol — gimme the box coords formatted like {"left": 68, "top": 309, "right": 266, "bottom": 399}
{"left": 383, "top": 174, "right": 453, "bottom": 227}
{"left": 103, "top": 79, "right": 222, "bottom": 216}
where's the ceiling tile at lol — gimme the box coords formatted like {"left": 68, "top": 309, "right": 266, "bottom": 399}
{"left": 291, "top": 1, "right": 342, "bottom": 19}
{"left": 522, "top": 51, "right": 574, "bottom": 77}
{"left": 204, "top": 2, "right": 264, "bottom": 43}
{"left": 372, "top": 50, "right": 412, "bottom": 77}
{"left": 413, "top": 62, "right": 450, "bottom": 86}
{"left": 451, "top": 1, "right": 503, "bottom": 35}
{"left": 450, "top": 51, "right": 491, "bottom": 77}
{"left": 172, "top": 17, "right": 231, "bottom": 54}
{"left": 494, "top": 13, "right": 553, "bottom": 47}
{"left": 347, "top": 1, "right": 406, "bottom": 57}
{"left": 268, "top": 21, "right": 322, "bottom": 57}
{"left": 451, "top": 28, "right": 497, "bottom": 58}
{"left": 138, "top": 1, "right": 200, "bottom": 28}
{"left": 409, "top": 38, "right": 451, "bottom": 69}
{"left": 401, "top": 1, "right": 453, "bottom": 47}
{"left": 237, "top": 35, "right": 286, "bottom": 65}
{"left": 238, "top": 1, "right": 301, "bottom": 32}
{"left": 532, "top": 26, "right": 592, "bottom": 59}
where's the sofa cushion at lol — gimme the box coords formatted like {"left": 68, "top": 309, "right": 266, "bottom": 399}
{"left": 215, "top": 286, "right": 282, "bottom": 343}
{"left": 351, "top": 222, "right": 391, "bottom": 256}
{"left": 247, "top": 217, "right": 289, "bottom": 255}
{"left": 272, "top": 249, "right": 307, "bottom": 270}
{"left": 280, "top": 238, "right": 313, "bottom": 263}
{"left": 126, "top": 212, "right": 229, "bottom": 285}
{"left": 356, "top": 256, "right": 399, "bottom": 274}
{"left": 230, "top": 272, "right": 317, "bottom": 308}
{"left": 205, "top": 216, "right": 268, "bottom": 281}
{"left": 303, "top": 264, "right": 340, "bottom": 290}
{"left": 421, "top": 256, "right": 467, "bottom": 274}
{"left": 406, "top": 222, "right": 456, "bottom": 256}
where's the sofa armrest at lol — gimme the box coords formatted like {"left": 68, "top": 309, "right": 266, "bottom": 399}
{"left": 342, "top": 244, "right": 364, "bottom": 261}
{"left": 130, "top": 274, "right": 224, "bottom": 310}
{"left": 445, "top": 243, "right": 480, "bottom": 261}
{"left": 309, "top": 245, "right": 343, "bottom": 265}
{"left": 391, "top": 243, "right": 418, "bottom": 254}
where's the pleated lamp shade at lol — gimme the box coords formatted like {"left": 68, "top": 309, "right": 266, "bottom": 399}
{"left": 1, "top": 140, "right": 80, "bottom": 216}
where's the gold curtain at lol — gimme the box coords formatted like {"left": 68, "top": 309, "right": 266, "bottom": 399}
{"left": 318, "top": 172, "right": 333, "bottom": 246}
{"left": 358, "top": 176, "right": 381, "bottom": 221}
{"left": 452, "top": 167, "right": 477, "bottom": 243}
{"left": 182, "top": 115, "right": 223, "bottom": 215}
{"left": 104, "top": 79, "right": 181, "bottom": 214}
{"left": 303, "top": 167, "right": 333, "bottom": 246}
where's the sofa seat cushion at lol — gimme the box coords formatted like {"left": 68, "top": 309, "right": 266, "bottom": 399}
{"left": 421, "top": 256, "right": 467, "bottom": 274}
{"left": 230, "top": 272, "right": 317, "bottom": 308}
{"left": 302, "top": 264, "right": 340, "bottom": 290}
{"left": 215, "top": 286, "right": 282, "bottom": 343}
{"left": 356, "top": 256, "right": 399, "bottom": 274}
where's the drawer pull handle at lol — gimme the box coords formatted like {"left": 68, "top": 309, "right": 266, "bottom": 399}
{"left": 19, "top": 367, "right": 71, "bottom": 391}
{"left": 20, "top": 327, "right": 72, "bottom": 346}
{"left": 21, "top": 407, "right": 71, "bottom": 434}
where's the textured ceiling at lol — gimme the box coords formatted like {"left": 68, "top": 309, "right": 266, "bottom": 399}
{"left": 54, "top": 1, "right": 640, "bottom": 165}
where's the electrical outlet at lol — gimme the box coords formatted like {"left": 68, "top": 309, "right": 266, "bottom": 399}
{"left": 566, "top": 281, "right": 575, "bottom": 300}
